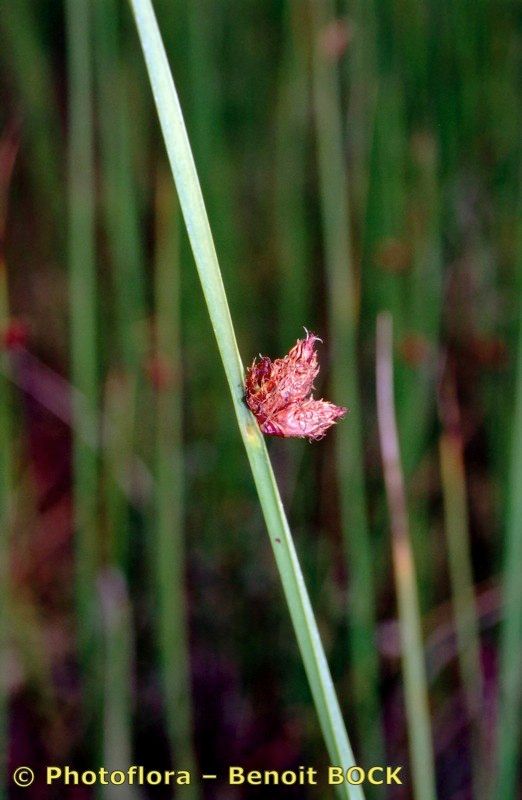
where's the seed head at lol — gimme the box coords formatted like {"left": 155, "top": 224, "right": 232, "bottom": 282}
{"left": 245, "top": 330, "right": 347, "bottom": 441}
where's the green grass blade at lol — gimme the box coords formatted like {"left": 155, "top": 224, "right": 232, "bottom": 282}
{"left": 343, "top": 0, "right": 378, "bottom": 226}
{"left": 94, "top": 0, "right": 147, "bottom": 574}
{"left": 128, "top": 1, "right": 363, "bottom": 794}
{"left": 154, "top": 170, "right": 200, "bottom": 797}
{"left": 399, "top": 136, "right": 443, "bottom": 616}
{"left": 102, "top": 372, "right": 135, "bottom": 568}
{"left": 65, "top": 0, "right": 101, "bottom": 735}
{"left": 438, "top": 419, "right": 486, "bottom": 799}
{"left": 99, "top": 569, "right": 138, "bottom": 800}
{"left": 275, "top": 0, "right": 310, "bottom": 348}
{"left": 94, "top": 0, "right": 146, "bottom": 377}
{"left": 399, "top": 135, "right": 442, "bottom": 477}
{"left": 100, "top": 373, "right": 136, "bottom": 796}
{"left": 310, "top": 0, "right": 384, "bottom": 766}
{"left": 375, "top": 312, "right": 436, "bottom": 800}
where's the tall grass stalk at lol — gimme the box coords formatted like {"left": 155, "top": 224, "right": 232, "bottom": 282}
{"left": 343, "top": 0, "right": 378, "bottom": 227}
{"left": 95, "top": 0, "right": 145, "bottom": 380}
{"left": 400, "top": 135, "right": 442, "bottom": 476}
{"left": 99, "top": 569, "right": 137, "bottom": 800}
{"left": 94, "top": 0, "right": 146, "bottom": 576}
{"left": 309, "top": 0, "right": 384, "bottom": 765}
{"left": 94, "top": 0, "right": 147, "bottom": 767}
{"left": 128, "top": 1, "right": 363, "bottom": 794}
{"left": 103, "top": 373, "right": 134, "bottom": 567}
{"left": 495, "top": 213, "right": 522, "bottom": 796}
{"left": 275, "top": 0, "right": 310, "bottom": 349}
{"left": 100, "top": 374, "right": 136, "bottom": 791}
{"left": 438, "top": 372, "right": 486, "bottom": 799}
{"left": 361, "top": 81, "right": 406, "bottom": 332}
{"left": 375, "top": 313, "right": 436, "bottom": 800}
{"left": 65, "top": 0, "right": 101, "bottom": 734}
{"left": 154, "top": 170, "right": 199, "bottom": 797}
{"left": 401, "top": 136, "right": 442, "bottom": 615}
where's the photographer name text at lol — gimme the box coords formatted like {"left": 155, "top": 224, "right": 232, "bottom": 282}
{"left": 12, "top": 764, "right": 403, "bottom": 788}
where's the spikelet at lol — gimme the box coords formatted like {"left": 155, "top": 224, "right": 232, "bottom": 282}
{"left": 245, "top": 331, "right": 347, "bottom": 441}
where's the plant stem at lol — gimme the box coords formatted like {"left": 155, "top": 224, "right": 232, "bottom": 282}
{"left": 438, "top": 369, "right": 487, "bottom": 799}
{"left": 94, "top": 0, "right": 147, "bottom": 572}
{"left": 99, "top": 569, "right": 138, "bottom": 800}
{"left": 94, "top": 0, "right": 146, "bottom": 378}
{"left": 275, "top": 0, "right": 310, "bottom": 350}
{"left": 375, "top": 312, "right": 436, "bottom": 800}
{"left": 309, "top": 0, "right": 384, "bottom": 766}
{"left": 100, "top": 373, "right": 136, "bottom": 799}
{"left": 65, "top": 0, "right": 101, "bottom": 736}
{"left": 128, "top": 1, "right": 363, "bottom": 795}
{"left": 154, "top": 169, "right": 200, "bottom": 797}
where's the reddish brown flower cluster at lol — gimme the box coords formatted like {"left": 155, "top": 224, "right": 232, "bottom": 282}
{"left": 244, "top": 331, "right": 347, "bottom": 441}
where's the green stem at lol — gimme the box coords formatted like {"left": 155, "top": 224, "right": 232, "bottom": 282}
{"left": 310, "top": 0, "right": 384, "bottom": 766}
{"left": 65, "top": 0, "right": 100, "bottom": 736}
{"left": 438, "top": 373, "right": 486, "bottom": 800}
{"left": 154, "top": 170, "right": 200, "bottom": 797}
{"left": 94, "top": 0, "right": 146, "bottom": 378}
{"left": 128, "top": 1, "right": 363, "bottom": 795}
{"left": 275, "top": 0, "right": 310, "bottom": 349}
{"left": 100, "top": 374, "right": 136, "bottom": 799}
{"left": 99, "top": 569, "right": 138, "bottom": 800}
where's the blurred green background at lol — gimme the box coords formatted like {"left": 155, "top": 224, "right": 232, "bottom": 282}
{"left": 0, "top": 0, "right": 521, "bottom": 798}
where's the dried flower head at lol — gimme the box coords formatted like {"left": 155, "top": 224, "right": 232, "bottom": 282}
{"left": 245, "top": 330, "right": 347, "bottom": 441}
